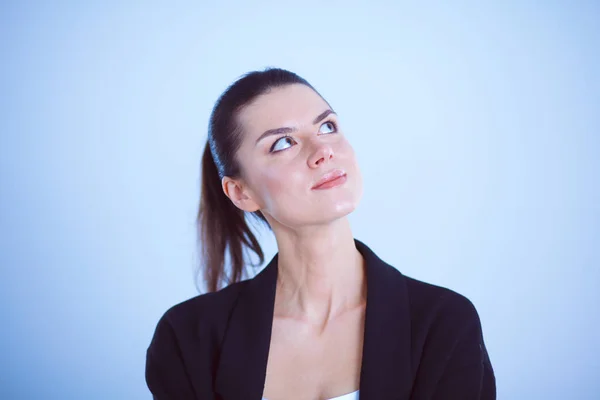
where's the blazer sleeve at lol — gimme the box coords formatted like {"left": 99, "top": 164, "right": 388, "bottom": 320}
{"left": 432, "top": 299, "right": 497, "bottom": 400}
{"left": 145, "top": 313, "right": 197, "bottom": 399}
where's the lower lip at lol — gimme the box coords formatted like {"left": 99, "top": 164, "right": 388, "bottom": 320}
{"left": 313, "top": 174, "right": 347, "bottom": 190}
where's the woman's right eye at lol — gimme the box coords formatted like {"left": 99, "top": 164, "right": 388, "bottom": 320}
{"left": 270, "top": 135, "right": 295, "bottom": 153}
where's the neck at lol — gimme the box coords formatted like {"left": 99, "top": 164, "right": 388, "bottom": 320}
{"left": 272, "top": 218, "right": 366, "bottom": 327}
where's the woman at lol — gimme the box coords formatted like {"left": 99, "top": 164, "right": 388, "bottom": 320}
{"left": 145, "top": 68, "right": 496, "bottom": 400}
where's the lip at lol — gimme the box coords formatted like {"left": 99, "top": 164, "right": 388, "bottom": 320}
{"left": 312, "top": 169, "right": 347, "bottom": 190}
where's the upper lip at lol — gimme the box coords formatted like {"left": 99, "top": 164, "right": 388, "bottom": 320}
{"left": 312, "top": 169, "right": 347, "bottom": 189}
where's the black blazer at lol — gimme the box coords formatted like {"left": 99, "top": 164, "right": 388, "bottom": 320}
{"left": 146, "top": 239, "right": 496, "bottom": 399}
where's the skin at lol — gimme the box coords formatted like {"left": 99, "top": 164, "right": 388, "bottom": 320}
{"left": 222, "top": 84, "right": 366, "bottom": 399}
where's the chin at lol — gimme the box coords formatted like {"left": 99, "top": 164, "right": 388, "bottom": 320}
{"left": 317, "top": 196, "right": 360, "bottom": 221}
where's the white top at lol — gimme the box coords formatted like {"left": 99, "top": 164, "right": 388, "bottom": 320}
{"left": 262, "top": 389, "right": 359, "bottom": 400}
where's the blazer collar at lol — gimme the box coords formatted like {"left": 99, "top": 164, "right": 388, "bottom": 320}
{"left": 215, "top": 238, "right": 413, "bottom": 400}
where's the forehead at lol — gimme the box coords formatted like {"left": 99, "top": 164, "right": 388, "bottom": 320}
{"left": 237, "top": 84, "right": 329, "bottom": 136}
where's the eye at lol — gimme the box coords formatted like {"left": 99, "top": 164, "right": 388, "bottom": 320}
{"left": 270, "top": 135, "right": 295, "bottom": 153}
{"left": 319, "top": 121, "right": 337, "bottom": 134}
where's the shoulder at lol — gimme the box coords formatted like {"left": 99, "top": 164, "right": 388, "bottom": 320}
{"left": 399, "top": 273, "right": 495, "bottom": 395}
{"left": 402, "top": 273, "right": 483, "bottom": 336}
{"left": 393, "top": 274, "right": 495, "bottom": 396}
{"left": 360, "top": 238, "right": 481, "bottom": 330}
{"left": 161, "top": 278, "right": 249, "bottom": 328}
{"left": 145, "top": 279, "right": 252, "bottom": 396}
{"left": 148, "top": 279, "right": 250, "bottom": 349}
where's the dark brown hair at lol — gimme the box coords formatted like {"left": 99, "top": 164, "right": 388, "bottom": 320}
{"left": 197, "top": 67, "right": 323, "bottom": 292}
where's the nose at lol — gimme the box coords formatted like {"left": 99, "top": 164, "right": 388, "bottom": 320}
{"left": 308, "top": 142, "right": 334, "bottom": 168}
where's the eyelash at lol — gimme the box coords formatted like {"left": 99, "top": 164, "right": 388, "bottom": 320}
{"left": 269, "top": 120, "right": 338, "bottom": 154}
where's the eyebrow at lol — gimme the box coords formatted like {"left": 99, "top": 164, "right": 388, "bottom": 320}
{"left": 255, "top": 109, "right": 337, "bottom": 146}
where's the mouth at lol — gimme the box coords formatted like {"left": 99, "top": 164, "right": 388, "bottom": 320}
{"left": 312, "top": 169, "right": 347, "bottom": 190}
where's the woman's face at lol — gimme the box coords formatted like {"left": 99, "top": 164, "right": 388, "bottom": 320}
{"left": 224, "top": 83, "right": 363, "bottom": 229}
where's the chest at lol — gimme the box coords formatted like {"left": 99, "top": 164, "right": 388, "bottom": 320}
{"left": 262, "top": 307, "right": 365, "bottom": 400}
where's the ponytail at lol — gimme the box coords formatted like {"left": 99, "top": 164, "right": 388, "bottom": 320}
{"left": 196, "top": 141, "right": 269, "bottom": 292}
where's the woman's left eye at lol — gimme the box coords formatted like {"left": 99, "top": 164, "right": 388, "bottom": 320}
{"left": 319, "top": 121, "right": 337, "bottom": 134}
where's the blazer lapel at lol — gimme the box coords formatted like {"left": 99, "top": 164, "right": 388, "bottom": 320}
{"left": 214, "top": 239, "right": 414, "bottom": 400}
{"left": 355, "top": 239, "right": 414, "bottom": 399}
{"left": 214, "top": 252, "right": 278, "bottom": 400}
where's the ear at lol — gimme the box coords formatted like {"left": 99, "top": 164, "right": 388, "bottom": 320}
{"left": 222, "top": 176, "right": 261, "bottom": 212}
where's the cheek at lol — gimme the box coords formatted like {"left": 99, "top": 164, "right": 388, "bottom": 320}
{"left": 259, "top": 165, "right": 306, "bottom": 205}
{"left": 340, "top": 140, "right": 359, "bottom": 168}
{"left": 343, "top": 142, "right": 363, "bottom": 186}
{"left": 342, "top": 138, "right": 357, "bottom": 156}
